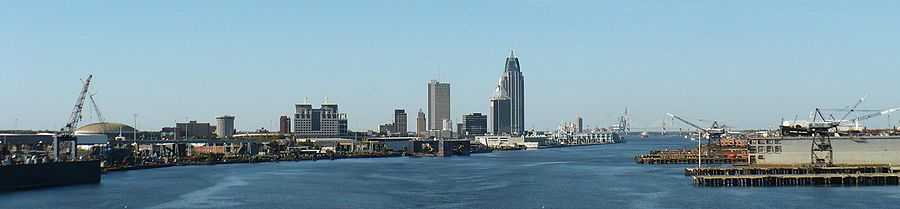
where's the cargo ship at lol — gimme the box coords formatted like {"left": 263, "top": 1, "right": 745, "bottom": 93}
{"left": 1, "top": 160, "right": 101, "bottom": 192}
{"left": 1, "top": 134, "right": 103, "bottom": 192}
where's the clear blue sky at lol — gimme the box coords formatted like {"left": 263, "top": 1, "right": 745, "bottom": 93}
{"left": 3, "top": 1, "right": 900, "bottom": 131}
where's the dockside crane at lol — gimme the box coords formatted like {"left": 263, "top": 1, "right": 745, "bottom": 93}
{"left": 794, "top": 102, "right": 899, "bottom": 167}
{"left": 54, "top": 74, "right": 92, "bottom": 162}
{"left": 88, "top": 94, "right": 105, "bottom": 124}
{"left": 666, "top": 113, "right": 726, "bottom": 144}
{"left": 667, "top": 113, "right": 725, "bottom": 169}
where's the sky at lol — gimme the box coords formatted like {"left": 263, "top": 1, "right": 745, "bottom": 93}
{"left": 3, "top": 1, "right": 900, "bottom": 132}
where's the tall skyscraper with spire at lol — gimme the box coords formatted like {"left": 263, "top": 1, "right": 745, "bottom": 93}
{"left": 498, "top": 50, "right": 525, "bottom": 134}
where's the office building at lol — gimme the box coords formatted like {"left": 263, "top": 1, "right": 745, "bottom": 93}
{"left": 393, "top": 109, "right": 407, "bottom": 135}
{"left": 416, "top": 109, "right": 426, "bottom": 137}
{"left": 176, "top": 121, "right": 215, "bottom": 139}
{"left": 498, "top": 50, "right": 525, "bottom": 134}
{"left": 428, "top": 80, "right": 451, "bottom": 131}
{"left": 378, "top": 123, "right": 394, "bottom": 135}
{"left": 456, "top": 123, "right": 464, "bottom": 138}
{"left": 294, "top": 101, "right": 349, "bottom": 137}
{"left": 442, "top": 119, "right": 453, "bottom": 132}
{"left": 463, "top": 112, "right": 488, "bottom": 137}
{"left": 279, "top": 115, "right": 291, "bottom": 134}
{"left": 491, "top": 83, "right": 512, "bottom": 135}
{"left": 215, "top": 115, "right": 235, "bottom": 139}
{"left": 576, "top": 115, "right": 583, "bottom": 133}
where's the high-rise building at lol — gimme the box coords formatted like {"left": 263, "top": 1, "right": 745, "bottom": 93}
{"left": 393, "top": 109, "right": 407, "bottom": 135}
{"left": 490, "top": 83, "right": 512, "bottom": 135}
{"left": 294, "top": 100, "right": 349, "bottom": 138}
{"left": 456, "top": 123, "right": 464, "bottom": 138}
{"left": 279, "top": 115, "right": 291, "bottom": 134}
{"left": 428, "top": 80, "right": 451, "bottom": 131}
{"left": 216, "top": 115, "right": 235, "bottom": 139}
{"left": 498, "top": 50, "right": 525, "bottom": 134}
{"left": 416, "top": 109, "right": 426, "bottom": 137}
{"left": 463, "top": 112, "right": 488, "bottom": 137}
{"left": 576, "top": 115, "right": 583, "bottom": 133}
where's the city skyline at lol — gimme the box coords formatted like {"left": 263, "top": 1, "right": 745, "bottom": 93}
{"left": 4, "top": 1, "right": 900, "bottom": 131}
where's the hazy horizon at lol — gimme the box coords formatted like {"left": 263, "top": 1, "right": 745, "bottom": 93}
{"left": 4, "top": 1, "right": 900, "bottom": 132}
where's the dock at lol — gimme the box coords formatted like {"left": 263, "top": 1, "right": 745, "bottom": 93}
{"left": 687, "top": 166, "right": 900, "bottom": 187}
{"left": 693, "top": 173, "right": 900, "bottom": 187}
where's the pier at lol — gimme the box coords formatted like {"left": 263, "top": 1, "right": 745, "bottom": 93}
{"left": 687, "top": 166, "right": 900, "bottom": 187}
{"left": 693, "top": 173, "right": 900, "bottom": 187}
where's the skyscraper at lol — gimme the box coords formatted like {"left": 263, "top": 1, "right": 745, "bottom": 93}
{"left": 427, "top": 80, "right": 451, "bottom": 131}
{"left": 416, "top": 109, "right": 426, "bottom": 136}
{"left": 498, "top": 50, "right": 525, "bottom": 134}
{"left": 393, "top": 109, "right": 407, "bottom": 136}
{"left": 576, "top": 115, "right": 583, "bottom": 133}
{"left": 490, "top": 84, "right": 512, "bottom": 135}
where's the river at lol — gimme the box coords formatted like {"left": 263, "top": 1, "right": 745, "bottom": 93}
{"left": 3, "top": 136, "right": 899, "bottom": 208}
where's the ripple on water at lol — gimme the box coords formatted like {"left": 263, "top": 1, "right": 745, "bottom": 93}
{"left": 148, "top": 176, "right": 248, "bottom": 209}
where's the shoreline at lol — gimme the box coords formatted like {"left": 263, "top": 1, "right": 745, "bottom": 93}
{"left": 101, "top": 142, "right": 622, "bottom": 174}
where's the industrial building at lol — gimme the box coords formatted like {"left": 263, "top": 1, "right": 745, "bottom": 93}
{"left": 175, "top": 121, "right": 215, "bottom": 140}
{"left": 750, "top": 136, "right": 900, "bottom": 165}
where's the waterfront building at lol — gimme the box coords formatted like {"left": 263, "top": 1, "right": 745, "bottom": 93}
{"left": 498, "top": 50, "right": 525, "bottom": 134}
{"left": 428, "top": 80, "right": 451, "bottom": 131}
{"left": 463, "top": 112, "right": 488, "bottom": 137}
{"left": 576, "top": 116, "right": 583, "bottom": 133}
{"left": 279, "top": 116, "right": 290, "bottom": 134}
{"left": 393, "top": 109, "right": 407, "bottom": 136}
{"left": 216, "top": 115, "right": 235, "bottom": 139}
{"left": 442, "top": 119, "right": 453, "bottom": 132}
{"left": 175, "top": 121, "right": 215, "bottom": 139}
{"left": 490, "top": 84, "right": 512, "bottom": 135}
{"left": 378, "top": 123, "right": 394, "bottom": 135}
{"left": 416, "top": 109, "right": 426, "bottom": 137}
{"left": 293, "top": 101, "right": 349, "bottom": 138}
{"left": 750, "top": 136, "right": 900, "bottom": 165}
{"left": 456, "top": 123, "right": 464, "bottom": 138}
{"left": 475, "top": 135, "right": 527, "bottom": 149}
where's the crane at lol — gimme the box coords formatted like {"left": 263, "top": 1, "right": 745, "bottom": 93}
{"left": 88, "top": 94, "right": 105, "bottom": 123}
{"left": 60, "top": 74, "right": 93, "bottom": 136}
{"left": 666, "top": 113, "right": 726, "bottom": 143}
{"left": 803, "top": 104, "right": 898, "bottom": 167}
{"left": 54, "top": 74, "right": 92, "bottom": 162}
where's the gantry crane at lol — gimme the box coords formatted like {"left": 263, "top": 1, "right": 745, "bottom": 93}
{"left": 784, "top": 98, "right": 899, "bottom": 167}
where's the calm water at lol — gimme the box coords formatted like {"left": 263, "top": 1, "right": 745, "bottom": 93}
{"left": 4, "top": 136, "right": 900, "bottom": 209}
